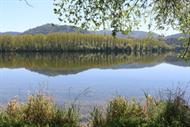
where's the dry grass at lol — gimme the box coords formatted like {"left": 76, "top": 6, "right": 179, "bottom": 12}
{"left": 0, "top": 93, "right": 79, "bottom": 127}
{"left": 0, "top": 88, "right": 189, "bottom": 127}
{"left": 0, "top": 32, "right": 170, "bottom": 52}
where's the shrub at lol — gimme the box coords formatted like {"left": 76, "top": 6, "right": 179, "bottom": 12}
{"left": 89, "top": 90, "right": 190, "bottom": 127}
{"left": 0, "top": 93, "right": 79, "bottom": 127}
{"left": 147, "top": 89, "right": 190, "bottom": 127}
{"left": 90, "top": 97, "right": 146, "bottom": 127}
{"left": 0, "top": 88, "right": 189, "bottom": 127}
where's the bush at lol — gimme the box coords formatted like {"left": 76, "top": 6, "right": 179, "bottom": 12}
{"left": 147, "top": 89, "right": 190, "bottom": 127}
{"left": 0, "top": 88, "right": 189, "bottom": 127}
{"left": 89, "top": 90, "right": 190, "bottom": 127}
{"left": 90, "top": 97, "right": 146, "bottom": 127}
{"left": 0, "top": 93, "right": 79, "bottom": 127}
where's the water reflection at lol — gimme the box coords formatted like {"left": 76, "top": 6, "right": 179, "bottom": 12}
{"left": 0, "top": 52, "right": 189, "bottom": 105}
{"left": 0, "top": 52, "right": 188, "bottom": 76}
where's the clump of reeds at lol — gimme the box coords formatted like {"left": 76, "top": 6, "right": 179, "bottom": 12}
{"left": 89, "top": 88, "right": 190, "bottom": 127}
{"left": 0, "top": 88, "right": 189, "bottom": 127}
{"left": 0, "top": 93, "right": 79, "bottom": 127}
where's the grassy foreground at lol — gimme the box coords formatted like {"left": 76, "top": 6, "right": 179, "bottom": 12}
{"left": 0, "top": 89, "right": 189, "bottom": 127}
{"left": 0, "top": 33, "right": 170, "bottom": 52}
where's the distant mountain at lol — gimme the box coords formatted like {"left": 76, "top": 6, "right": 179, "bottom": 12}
{"left": 0, "top": 31, "right": 20, "bottom": 35}
{"left": 93, "top": 30, "right": 159, "bottom": 38}
{"left": 0, "top": 24, "right": 161, "bottom": 39}
{"left": 127, "top": 31, "right": 160, "bottom": 38}
{"left": 165, "top": 33, "right": 186, "bottom": 46}
{"left": 23, "top": 23, "right": 90, "bottom": 34}
{"left": 20, "top": 23, "right": 160, "bottom": 38}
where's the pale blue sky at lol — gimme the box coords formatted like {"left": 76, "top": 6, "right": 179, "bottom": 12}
{"left": 0, "top": 0, "right": 179, "bottom": 35}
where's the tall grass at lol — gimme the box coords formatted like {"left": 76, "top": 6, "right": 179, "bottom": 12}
{"left": 89, "top": 88, "right": 190, "bottom": 127}
{"left": 0, "top": 93, "right": 79, "bottom": 127}
{"left": 0, "top": 88, "right": 189, "bottom": 127}
{"left": 0, "top": 33, "right": 170, "bottom": 52}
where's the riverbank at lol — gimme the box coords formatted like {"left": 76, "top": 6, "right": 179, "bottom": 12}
{"left": 0, "top": 88, "right": 189, "bottom": 127}
{"left": 0, "top": 32, "right": 170, "bottom": 52}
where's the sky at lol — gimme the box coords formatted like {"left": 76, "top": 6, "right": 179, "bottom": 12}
{"left": 0, "top": 0, "right": 179, "bottom": 36}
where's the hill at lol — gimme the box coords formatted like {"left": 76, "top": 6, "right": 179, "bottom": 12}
{"left": 23, "top": 23, "right": 90, "bottom": 34}
{"left": 0, "top": 31, "right": 20, "bottom": 35}
{"left": 0, "top": 24, "right": 160, "bottom": 39}
{"left": 0, "top": 23, "right": 185, "bottom": 47}
{"left": 23, "top": 24, "right": 160, "bottom": 39}
{"left": 91, "top": 30, "right": 159, "bottom": 38}
{"left": 165, "top": 33, "right": 186, "bottom": 46}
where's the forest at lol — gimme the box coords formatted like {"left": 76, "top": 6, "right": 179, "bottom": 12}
{"left": 0, "top": 33, "right": 170, "bottom": 52}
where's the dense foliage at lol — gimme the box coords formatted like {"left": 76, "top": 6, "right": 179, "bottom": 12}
{"left": 0, "top": 33, "right": 170, "bottom": 52}
{"left": 0, "top": 89, "right": 189, "bottom": 127}
{"left": 0, "top": 93, "right": 79, "bottom": 127}
{"left": 54, "top": 0, "right": 190, "bottom": 56}
{"left": 54, "top": 0, "right": 189, "bottom": 34}
{"left": 89, "top": 88, "right": 190, "bottom": 127}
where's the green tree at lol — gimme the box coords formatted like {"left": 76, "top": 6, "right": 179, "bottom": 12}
{"left": 54, "top": 0, "right": 190, "bottom": 55}
{"left": 153, "top": 0, "right": 190, "bottom": 57}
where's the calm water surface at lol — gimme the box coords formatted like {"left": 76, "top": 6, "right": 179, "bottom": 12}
{"left": 0, "top": 52, "right": 189, "bottom": 104}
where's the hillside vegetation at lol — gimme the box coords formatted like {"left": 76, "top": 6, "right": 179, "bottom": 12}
{"left": 0, "top": 32, "right": 170, "bottom": 52}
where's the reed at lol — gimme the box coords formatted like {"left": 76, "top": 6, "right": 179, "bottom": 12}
{"left": 0, "top": 33, "right": 170, "bottom": 52}
{"left": 89, "top": 88, "right": 190, "bottom": 127}
{"left": 0, "top": 93, "right": 79, "bottom": 127}
{"left": 0, "top": 88, "right": 189, "bottom": 127}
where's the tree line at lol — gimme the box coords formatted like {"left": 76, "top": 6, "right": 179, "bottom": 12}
{"left": 0, "top": 32, "right": 170, "bottom": 52}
